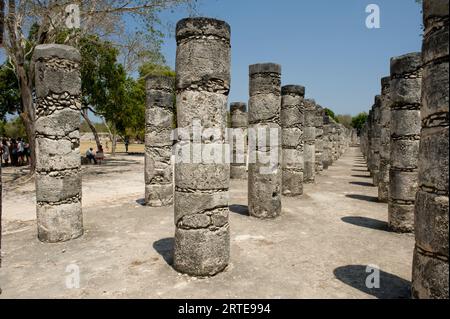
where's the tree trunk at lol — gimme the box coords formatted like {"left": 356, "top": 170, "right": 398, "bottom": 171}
{"left": 81, "top": 108, "right": 102, "bottom": 151}
{"left": 111, "top": 132, "right": 117, "bottom": 155}
{"left": 17, "top": 70, "right": 36, "bottom": 174}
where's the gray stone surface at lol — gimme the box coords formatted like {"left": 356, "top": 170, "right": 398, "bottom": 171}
{"left": 145, "top": 76, "right": 175, "bottom": 207}
{"left": 314, "top": 105, "right": 324, "bottom": 174}
{"left": 303, "top": 99, "right": 316, "bottom": 184}
{"left": 248, "top": 63, "right": 282, "bottom": 218}
{"left": 322, "top": 115, "right": 333, "bottom": 169}
{"left": 378, "top": 76, "right": 392, "bottom": 203}
{"left": 33, "top": 44, "right": 83, "bottom": 243}
{"left": 230, "top": 102, "right": 248, "bottom": 179}
{"left": 173, "top": 17, "right": 231, "bottom": 276}
{"left": 281, "top": 85, "right": 305, "bottom": 196}
{"left": 388, "top": 52, "right": 422, "bottom": 233}
{"left": 412, "top": 0, "right": 449, "bottom": 299}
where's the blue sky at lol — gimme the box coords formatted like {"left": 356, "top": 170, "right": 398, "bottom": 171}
{"left": 159, "top": 0, "right": 422, "bottom": 116}
{"left": 1, "top": 0, "right": 422, "bottom": 119}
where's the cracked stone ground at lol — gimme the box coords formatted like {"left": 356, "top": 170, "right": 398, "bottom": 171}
{"left": 0, "top": 147, "right": 414, "bottom": 298}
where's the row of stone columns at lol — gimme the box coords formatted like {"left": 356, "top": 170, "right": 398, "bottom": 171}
{"left": 360, "top": 0, "right": 448, "bottom": 299}
{"left": 29, "top": 18, "right": 352, "bottom": 279}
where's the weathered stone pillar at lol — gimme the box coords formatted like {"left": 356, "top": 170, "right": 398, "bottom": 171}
{"left": 173, "top": 18, "right": 231, "bottom": 276}
{"left": 412, "top": 0, "right": 449, "bottom": 299}
{"left": 331, "top": 122, "right": 339, "bottom": 162}
{"left": 248, "top": 63, "right": 282, "bottom": 218}
{"left": 322, "top": 115, "right": 333, "bottom": 169}
{"left": 33, "top": 44, "right": 82, "bottom": 243}
{"left": 378, "top": 77, "right": 391, "bottom": 202}
{"left": 145, "top": 76, "right": 175, "bottom": 207}
{"left": 314, "top": 105, "right": 324, "bottom": 174}
{"left": 303, "top": 99, "right": 316, "bottom": 183}
{"left": 372, "top": 97, "right": 382, "bottom": 185}
{"left": 367, "top": 109, "right": 374, "bottom": 174}
{"left": 388, "top": 52, "right": 422, "bottom": 233}
{"left": 281, "top": 85, "right": 305, "bottom": 196}
{"left": 230, "top": 102, "right": 248, "bottom": 179}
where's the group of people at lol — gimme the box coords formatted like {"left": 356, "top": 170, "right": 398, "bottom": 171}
{"left": 1, "top": 138, "right": 30, "bottom": 167}
{"left": 85, "top": 145, "right": 105, "bottom": 165}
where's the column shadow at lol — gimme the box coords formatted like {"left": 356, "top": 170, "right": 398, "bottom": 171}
{"left": 349, "top": 181, "right": 374, "bottom": 187}
{"left": 229, "top": 204, "right": 249, "bottom": 216}
{"left": 341, "top": 216, "right": 390, "bottom": 232}
{"left": 333, "top": 265, "right": 411, "bottom": 299}
{"left": 136, "top": 198, "right": 146, "bottom": 206}
{"left": 153, "top": 237, "right": 174, "bottom": 266}
{"left": 351, "top": 175, "right": 372, "bottom": 179}
{"left": 345, "top": 194, "right": 378, "bottom": 202}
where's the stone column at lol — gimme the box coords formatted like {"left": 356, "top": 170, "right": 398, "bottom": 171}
{"left": 378, "top": 77, "right": 391, "bottom": 202}
{"left": 388, "top": 52, "right": 422, "bottom": 233}
{"left": 322, "top": 115, "right": 333, "bottom": 169}
{"left": 173, "top": 18, "right": 231, "bottom": 276}
{"left": 303, "top": 99, "right": 316, "bottom": 183}
{"left": 372, "top": 96, "right": 382, "bottom": 185}
{"left": 145, "top": 76, "right": 175, "bottom": 207}
{"left": 230, "top": 102, "right": 248, "bottom": 179}
{"left": 248, "top": 63, "right": 282, "bottom": 218}
{"left": 367, "top": 109, "right": 374, "bottom": 175}
{"left": 331, "top": 122, "right": 338, "bottom": 162}
{"left": 33, "top": 44, "right": 83, "bottom": 243}
{"left": 281, "top": 85, "right": 305, "bottom": 197}
{"left": 412, "top": 0, "right": 449, "bottom": 299}
{"left": 314, "top": 105, "right": 324, "bottom": 174}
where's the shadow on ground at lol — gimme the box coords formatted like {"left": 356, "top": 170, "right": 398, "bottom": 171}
{"left": 349, "top": 181, "right": 374, "bottom": 187}
{"left": 229, "top": 204, "right": 249, "bottom": 216}
{"left": 136, "top": 198, "right": 146, "bottom": 206}
{"left": 346, "top": 194, "right": 378, "bottom": 202}
{"left": 153, "top": 238, "right": 174, "bottom": 265}
{"left": 351, "top": 175, "right": 372, "bottom": 179}
{"left": 341, "top": 216, "right": 390, "bottom": 232}
{"left": 334, "top": 265, "right": 411, "bottom": 299}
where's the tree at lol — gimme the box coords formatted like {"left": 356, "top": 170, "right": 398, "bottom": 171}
{"left": 0, "top": 62, "right": 20, "bottom": 120}
{"left": 324, "top": 108, "right": 339, "bottom": 123}
{"left": 78, "top": 34, "right": 124, "bottom": 151}
{"left": 2, "top": 0, "right": 196, "bottom": 172}
{"left": 351, "top": 112, "right": 368, "bottom": 134}
{"left": 336, "top": 114, "right": 352, "bottom": 129}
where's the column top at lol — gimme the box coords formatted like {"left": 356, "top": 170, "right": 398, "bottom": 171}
{"left": 249, "top": 63, "right": 281, "bottom": 76}
{"left": 176, "top": 17, "right": 230, "bottom": 42}
{"left": 281, "top": 85, "right": 305, "bottom": 97}
{"left": 423, "top": 0, "right": 449, "bottom": 23}
{"left": 33, "top": 44, "right": 81, "bottom": 62}
{"left": 390, "top": 52, "right": 422, "bottom": 76}
{"left": 230, "top": 102, "right": 247, "bottom": 113}
{"left": 381, "top": 76, "right": 390, "bottom": 89}
{"left": 145, "top": 75, "right": 175, "bottom": 90}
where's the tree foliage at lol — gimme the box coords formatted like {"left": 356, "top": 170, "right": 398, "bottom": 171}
{"left": 351, "top": 112, "right": 368, "bottom": 133}
{"left": 324, "top": 108, "right": 339, "bottom": 123}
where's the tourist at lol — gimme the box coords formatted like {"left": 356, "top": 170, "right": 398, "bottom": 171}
{"left": 124, "top": 138, "right": 129, "bottom": 153}
{"left": 17, "top": 138, "right": 25, "bottom": 166}
{"left": 9, "top": 138, "right": 18, "bottom": 166}
{"left": 1, "top": 139, "right": 10, "bottom": 166}
{"left": 86, "top": 147, "right": 97, "bottom": 164}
